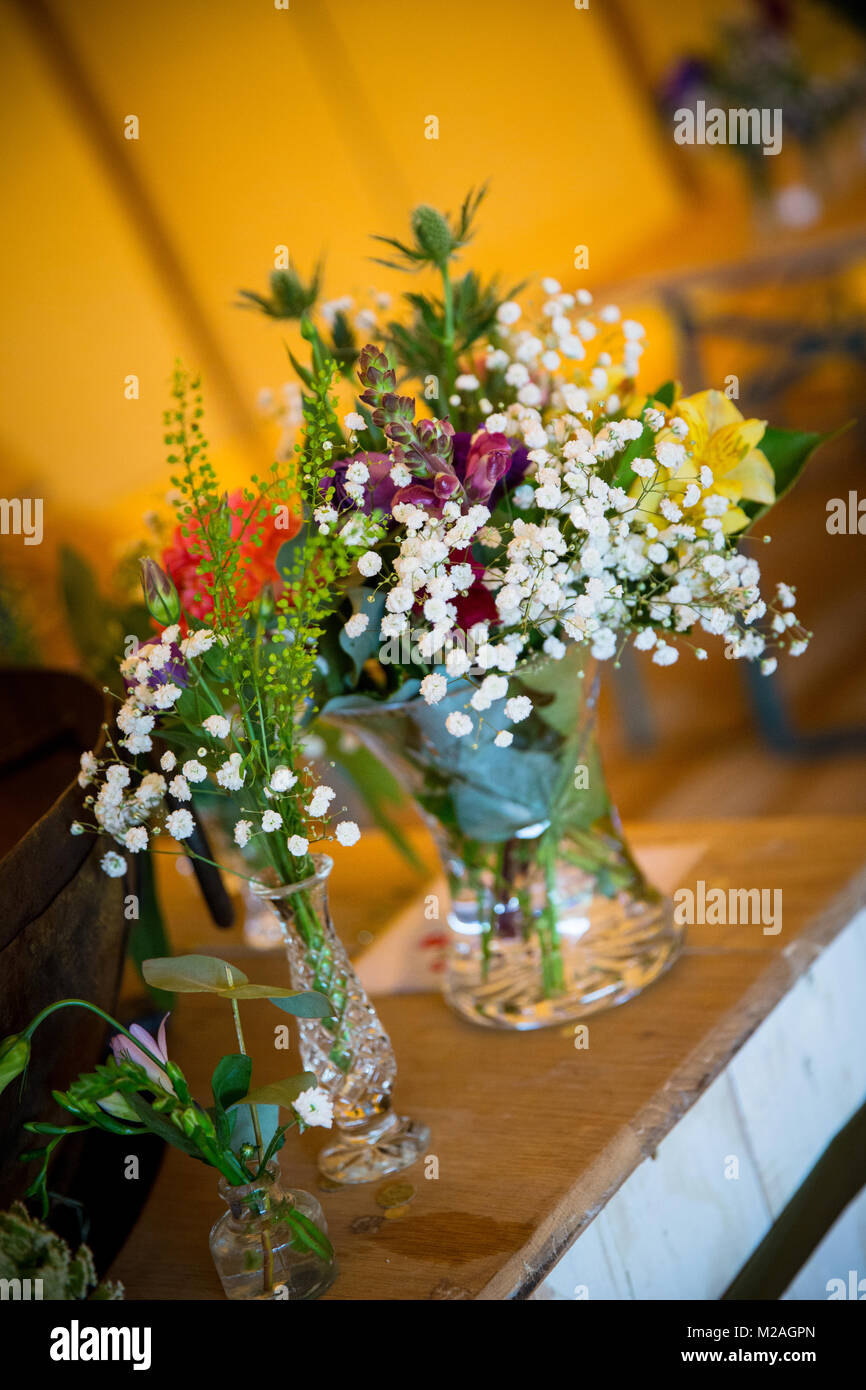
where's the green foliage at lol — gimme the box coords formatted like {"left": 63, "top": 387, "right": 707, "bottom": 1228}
{"left": 141, "top": 955, "right": 331, "bottom": 1014}
{"left": 0, "top": 566, "right": 41, "bottom": 664}
{"left": 237, "top": 260, "right": 322, "bottom": 320}
{"left": 0, "top": 1202, "right": 123, "bottom": 1300}
{"left": 127, "top": 852, "right": 174, "bottom": 1010}
{"left": 371, "top": 185, "right": 488, "bottom": 271}
{"left": 744, "top": 424, "right": 841, "bottom": 527}
{"left": 58, "top": 545, "right": 148, "bottom": 691}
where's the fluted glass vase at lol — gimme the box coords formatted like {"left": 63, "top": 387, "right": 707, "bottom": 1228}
{"left": 323, "top": 646, "right": 684, "bottom": 1030}
{"left": 252, "top": 856, "right": 429, "bottom": 1183}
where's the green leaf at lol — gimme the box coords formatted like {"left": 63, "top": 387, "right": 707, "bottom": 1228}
{"left": 611, "top": 400, "right": 657, "bottom": 490}
{"left": 212, "top": 1054, "right": 252, "bottom": 1112}
{"left": 230, "top": 1103, "right": 279, "bottom": 1157}
{"left": 142, "top": 954, "right": 248, "bottom": 994}
{"left": 282, "top": 1206, "right": 334, "bottom": 1262}
{"left": 0, "top": 1034, "right": 30, "bottom": 1096}
{"left": 744, "top": 424, "right": 843, "bottom": 527}
{"left": 230, "top": 1073, "right": 318, "bottom": 1112}
{"left": 142, "top": 956, "right": 331, "bottom": 1011}
{"left": 267, "top": 991, "right": 333, "bottom": 1017}
{"left": 124, "top": 1095, "right": 206, "bottom": 1160}
{"left": 652, "top": 380, "right": 676, "bottom": 408}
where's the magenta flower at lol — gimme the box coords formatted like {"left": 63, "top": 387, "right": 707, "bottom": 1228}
{"left": 110, "top": 1015, "right": 174, "bottom": 1093}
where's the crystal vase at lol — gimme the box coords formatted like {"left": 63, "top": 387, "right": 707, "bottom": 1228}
{"left": 323, "top": 646, "right": 684, "bottom": 1030}
{"left": 252, "top": 857, "right": 430, "bottom": 1183}
{"left": 209, "top": 1160, "right": 335, "bottom": 1300}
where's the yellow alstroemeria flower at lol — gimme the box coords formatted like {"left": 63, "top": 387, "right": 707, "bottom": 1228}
{"left": 632, "top": 389, "right": 775, "bottom": 535}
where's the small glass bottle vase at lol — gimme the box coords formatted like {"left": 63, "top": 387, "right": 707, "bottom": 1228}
{"left": 252, "top": 856, "right": 429, "bottom": 1185}
{"left": 209, "top": 1162, "right": 335, "bottom": 1301}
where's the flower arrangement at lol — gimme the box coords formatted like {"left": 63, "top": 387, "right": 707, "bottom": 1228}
{"left": 72, "top": 189, "right": 827, "bottom": 1028}
{"left": 233, "top": 188, "right": 821, "bottom": 741}
{"left": 0, "top": 963, "right": 336, "bottom": 1296}
{"left": 235, "top": 187, "right": 828, "bottom": 1025}
{"left": 73, "top": 366, "right": 364, "bottom": 888}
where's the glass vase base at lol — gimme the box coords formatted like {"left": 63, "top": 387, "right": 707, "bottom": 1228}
{"left": 318, "top": 1111, "right": 431, "bottom": 1186}
{"left": 444, "top": 897, "right": 683, "bottom": 1031}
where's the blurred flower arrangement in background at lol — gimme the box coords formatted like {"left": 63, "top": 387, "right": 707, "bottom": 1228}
{"left": 659, "top": 0, "right": 866, "bottom": 227}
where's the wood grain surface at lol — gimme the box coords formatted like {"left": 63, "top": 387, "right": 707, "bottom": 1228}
{"left": 108, "top": 816, "right": 866, "bottom": 1301}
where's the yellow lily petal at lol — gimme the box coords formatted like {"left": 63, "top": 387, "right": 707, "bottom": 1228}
{"left": 724, "top": 446, "right": 776, "bottom": 505}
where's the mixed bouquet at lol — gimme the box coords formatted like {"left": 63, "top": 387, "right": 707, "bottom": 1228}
{"left": 61, "top": 188, "right": 826, "bottom": 1027}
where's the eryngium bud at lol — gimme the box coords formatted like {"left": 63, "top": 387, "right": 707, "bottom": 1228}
{"left": 411, "top": 205, "right": 453, "bottom": 263}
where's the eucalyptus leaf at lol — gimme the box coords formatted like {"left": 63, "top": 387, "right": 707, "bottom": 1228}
{"left": 142, "top": 955, "right": 248, "bottom": 994}
{"left": 267, "top": 991, "right": 333, "bottom": 1017}
{"left": 230, "top": 1104, "right": 279, "bottom": 1158}
{"left": 339, "top": 587, "right": 386, "bottom": 681}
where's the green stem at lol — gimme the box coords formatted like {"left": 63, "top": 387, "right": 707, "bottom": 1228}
{"left": 23, "top": 1000, "right": 168, "bottom": 1074}
{"left": 439, "top": 258, "right": 456, "bottom": 408}
{"left": 225, "top": 972, "right": 274, "bottom": 1297}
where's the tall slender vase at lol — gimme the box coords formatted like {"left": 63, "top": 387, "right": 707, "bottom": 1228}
{"left": 323, "top": 647, "right": 684, "bottom": 1030}
{"left": 252, "top": 856, "right": 429, "bottom": 1183}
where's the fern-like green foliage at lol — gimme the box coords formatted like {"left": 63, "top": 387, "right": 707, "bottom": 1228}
{"left": 0, "top": 1202, "right": 123, "bottom": 1300}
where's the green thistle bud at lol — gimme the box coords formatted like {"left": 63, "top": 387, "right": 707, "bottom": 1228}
{"left": 139, "top": 557, "right": 181, "bottom": 626}
{"left": 411, "top": 205, "right": 453, "bottom": 264}
{"left": 0, "top": 1034, "right": 30, "bottom": 1096}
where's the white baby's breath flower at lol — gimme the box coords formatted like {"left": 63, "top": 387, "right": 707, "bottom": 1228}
{"left": 357, "top": 550, "right": 382, "bottom": 578}
{"left": 307, "top": 784, "right": 335, "bottom": 819}
{"left": 494, "top": 731, "right": 514, "bottom": 748}
{"left": 100, "top": 851, "right": 127, "bottom": 878}
{"left": 504, "top": 695, "right": 532, "bottom": 723}
{"left": 335, "top": 820, "right": 361, "bottom": 847}
{"left": 287, "top": 834, "right": 309, "bottom": 856}
{"left": 167, "top": 775, "right": 190, "bottom": 802}
{"left": 262, "top": 810, "right": 283, "bottom": 832}
{"left": 124, "top": 827, "right": 149, "bottom": 853}
{"left": 344, "top": 411, "right": 365, "bottom": 431}
{"left": 445, "top": 711, "right": 472, "bottom": 738}
{"left": 77, "top": 756, "right": 97, "bottom": 789}
{"left": 202, "top": 714, "right": 231, "bottom": 739}
{"left": 344, "top": 612, "right": 369, "bottom": 640}
{"left": 652, "top": 642, "right": 679, "bottom": 667}
{"left": 166, "top": 809, "right": 195, "bottom": 841}
{"left": 496, "top": 301, "right": 521, "bottom": 326}
{"left": 181, "top": 629, "right": 216, "bottom": 659}
{"left": 216, "top": 753, "right": 245, "bottom": 791}
{"left": 234, "top": 819, "right": 253, "bottom": 848}
{"left": 152, "top": 682, "right": 182, "bottom": 711}
{"left": 269, "top": 766, "right": 297, "bottom": 793}
{"left": 160, "top": 750, "right": 177, "bottom": 773}
{"left": 420, "top": 673, "right": 448, "bottom": 705}
{"left": 182, "top": 760, "right": 208, "bottom": 784}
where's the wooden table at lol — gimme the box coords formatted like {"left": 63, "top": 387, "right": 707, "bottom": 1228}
{"left": 109, "top": 816, "right": 866, "bottom": 1300}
